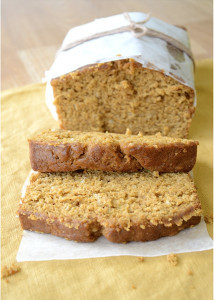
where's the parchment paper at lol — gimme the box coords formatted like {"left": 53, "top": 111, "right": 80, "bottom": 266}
{"left": 16, "top": 220, "right": 212, "bottom": 261}
{"left": 45, "top": 12, "right": 196, "bottom": 121}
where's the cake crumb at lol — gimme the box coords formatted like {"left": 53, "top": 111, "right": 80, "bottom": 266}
{"left": 4, "top": 279, "right": 10, "bottom": 283}
{"left": 125, "top": 128, "right": 132, "bottom": 135}
{"left": 153, "top": 171, "right": 159, "bottom": 177}
{"left": 137, "top": 256, "right": 144, "bottom": 262}
{"left": 204, "top": 214, "right": 213, "bottom": 224}
{"left": 187, "top": 269, "right": 193, "bottom": 276}
{"left": 167, "top": 253, "right": 178, "bottom": 266}
{"left": 1, "top": 264, "right": 21, "bottom": 279}
{"left": 132, "top": 285, "right": 137, "bottom": 290}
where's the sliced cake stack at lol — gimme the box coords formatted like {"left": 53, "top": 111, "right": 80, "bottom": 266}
{"left": 18, "top": 129, "right": 201, "bottom": 243}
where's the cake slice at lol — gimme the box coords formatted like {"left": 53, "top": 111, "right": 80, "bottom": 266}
{"left": 28, "top": 129, "right": 198, "bottom": 173}
{"left": 18, "top": 170, "right": 201, "bottom": 243}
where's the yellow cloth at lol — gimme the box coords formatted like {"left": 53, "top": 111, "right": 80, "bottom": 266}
{"left": 1, "top": 59, "right": 213, "bottom": 300}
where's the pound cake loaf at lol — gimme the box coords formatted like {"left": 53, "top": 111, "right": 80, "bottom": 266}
{"left": 19, "top": 171, "right": 201, "bottom": 243}
{"left": 46, "top": 13, "right": 196, "bottom": 138}
{"left": 29, "top": 129, "right": 198, "bottom": 173}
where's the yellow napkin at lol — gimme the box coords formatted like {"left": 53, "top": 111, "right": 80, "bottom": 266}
{"left": 1, "top": 59, "right": 213, "bottom": 300}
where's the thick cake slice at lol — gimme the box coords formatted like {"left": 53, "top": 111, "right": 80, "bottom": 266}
{"left": 18, "top": 171, "right": 201, "bottom": 243}
{"left": 28, "top": 129, "right": 198, "bottom": 173}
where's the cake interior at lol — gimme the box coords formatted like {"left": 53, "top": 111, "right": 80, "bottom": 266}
{"left": 20, "top": 171, "right": 201, "bottom": 230}
{"left": 51, "top": 59, "right": 195, "bottom": 138}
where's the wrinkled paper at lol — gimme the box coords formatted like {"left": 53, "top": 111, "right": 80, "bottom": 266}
{"left": 45, "top": 12, "right": 196, "bottom": 121}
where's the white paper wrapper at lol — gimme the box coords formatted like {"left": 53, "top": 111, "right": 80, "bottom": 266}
{"left": 45, "top": 12, "right": 196, "bottom": 121}
{"left": 17, "top": 172, "right": 213, "bottom": 261}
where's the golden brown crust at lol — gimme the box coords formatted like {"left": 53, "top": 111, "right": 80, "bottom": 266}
{"left": 19, "top": 210, "right": 101, "bottom": 242}
{"left": 102, "top": 216, "right": 200, "bottom": 243}
{"left": 120, "top": 142, "right": 197, "bottom": 173}
{"left": 29, "top": 131, "right": 198, "bottom": 173}
{"left": 29, "top": 141, "right": 141, "bottom": 172}
{"left": 19, "top": 212, "right": 201, "bottom": 243}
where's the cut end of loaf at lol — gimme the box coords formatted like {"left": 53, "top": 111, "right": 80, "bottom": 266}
{"left": 51, "top": 59, "right": 195, "bottom": 138}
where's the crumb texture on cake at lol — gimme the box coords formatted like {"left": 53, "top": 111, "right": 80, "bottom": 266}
{"left": 167, "top": 253, "right": 178, "bottom": 266}
{"left": 51, "top": 59, "right": 195, "bottom": 138}
{"left": 1, "top": 264, "right": 21, "bottom": 279}
{"left": 28, "top": 129, "right": 198, "bottom": 173}
{"left": 19, "top": 171, "right": 201, "bottom": 243}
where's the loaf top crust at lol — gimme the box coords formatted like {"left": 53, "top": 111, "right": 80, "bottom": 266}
{"left": 29, "top": 129, "right": 198, "bottom": 147}
{"left": 19, "top": 170, "right": 201, "bottom": 231}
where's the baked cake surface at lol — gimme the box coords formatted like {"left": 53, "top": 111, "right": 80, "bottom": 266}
{"left": 29, "top": 129, "right": 198, "bottom": 173}
{"left": 19, "top": 171, "right": 201, "bottom": 243}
